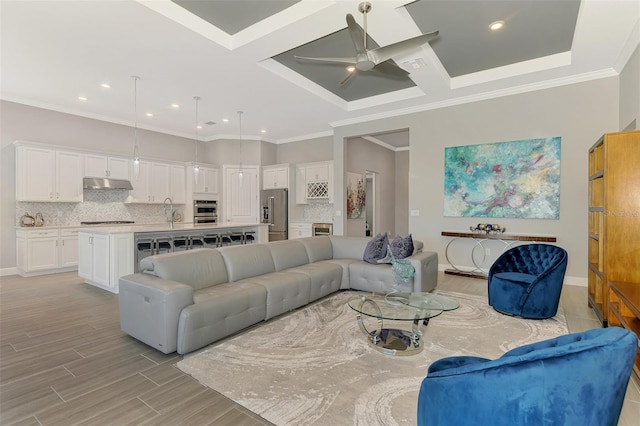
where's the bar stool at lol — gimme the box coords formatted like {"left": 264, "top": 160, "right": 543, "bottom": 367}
{"left": 220, "top": 232, "right": 233, "bottom": 246}
{"left": 190, "top": 235, "right": 205, "bottom": 250}
{"left": 244, "top": 231, "right": 256, "bottom": 244}
{"left": 173, "top": 236, "right": 188, "bottom": 251}
{"left": 203, "top": 234, "right": 220, "bottom": 248}
{"left": 229, "top": 231, "right": 245, "bottom": 245}
{"left": 155, "top": 237, "right": 172, "bottom": 254}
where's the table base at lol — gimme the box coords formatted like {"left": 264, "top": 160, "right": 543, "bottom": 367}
{"left": 444, "top": 268, "right": 488, "bottom": 279}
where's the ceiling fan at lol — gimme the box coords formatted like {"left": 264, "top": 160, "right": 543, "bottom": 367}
{"left": 294, "top": 2, "right": 439, "bottom": 85}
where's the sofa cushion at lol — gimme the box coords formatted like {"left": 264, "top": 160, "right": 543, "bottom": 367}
{"left": 348, "top": 261, "right": 396, "bottom": 293}
{"left": 363, "top": 233, "right": 389, "bottom": 264}
{"left": 298, "top": 236, "right": 333, "bottom": 262}
{"left": 140, "top": 248, "right": 228, "bottom": 291}
{"left": 267, "top": 240, "right": 310, "bottom": 271}
{"left": 287, "top": 262, "right": 343, "bottom": 301}
{"left": 240, "top": 272, "right": 311, "bottom": 320}
{"left": 330, "top": 235, "right": 369, "bottom": 260}
{"left": 389, "top": 234, "right": 414, "bottom": 259}
{"left": 218, "top": 244, "right": 276, "bottom": 282}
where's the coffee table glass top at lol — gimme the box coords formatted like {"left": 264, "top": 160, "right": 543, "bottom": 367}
{"left": 347, "top": 292, "right": 458, "bottom": 321}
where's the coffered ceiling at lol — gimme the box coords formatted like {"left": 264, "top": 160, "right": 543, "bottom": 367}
{"left": 1, "top": 1, "right": 638, "bottom": 144}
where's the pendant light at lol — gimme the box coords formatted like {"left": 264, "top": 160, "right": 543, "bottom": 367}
{"left": 238, "top": 110, "right": 244, "bottom": 183}
{"left": 131, "top": 76, "right": 141, "bottom": 180}
{"left": 193, "top": 96, "right": 201, "bottom": 185}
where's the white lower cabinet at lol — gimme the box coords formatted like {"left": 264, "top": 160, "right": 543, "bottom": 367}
{"left": 78, "top": 231, "right": 134, "bottom": 293}
{"left": 289, "top": 222, "right": 312, "bottom": 239}
{"left": 16, "top": 228, "right": 79, "bottom": 276}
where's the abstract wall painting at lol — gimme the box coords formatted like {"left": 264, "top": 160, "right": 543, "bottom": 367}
{"left": 346, "top": 172, "right": 366, "bottom": 219}
{"left": 444, "top": 137, "right": 561, "bottom": 219}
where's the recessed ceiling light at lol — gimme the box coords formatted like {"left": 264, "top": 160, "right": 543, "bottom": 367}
{"left": 100, "top": 83, "right": 111, "bottom": 89}
{"left": 223, "top": 118, "right": 229, "bottom": 123}
{"left": 260, "top": 129, "right": 266, "bottom": 133}
{"left": 145, "top": 112, "right": 153, "bottom": 117}
{"left": 77, "top": 96, "right": 88, "bottom": 101}
{"left": 196, "top": 125, "right": 203, "bottom": 129}
{"left": 489, "top": 20, "right": 505, "bottom": 31}
{"left": 346, "top": 66, "right": 356, "bottom": 72}
{"left": 170, "top": 103, "right": 180, "bottom": 108}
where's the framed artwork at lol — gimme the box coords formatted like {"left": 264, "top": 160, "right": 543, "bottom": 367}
{"left": 444, "top": 136, "right": 561, "bottom": 219}
{"left": 346, "top": 172, "right": 366, "bottom": 219}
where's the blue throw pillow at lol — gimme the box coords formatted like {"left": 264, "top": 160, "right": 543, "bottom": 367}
{"left": 389, "top": 234, "right": 414, "bottom": 259}
{"left": 363, "top": 233, "right": 388, "bottom": 264}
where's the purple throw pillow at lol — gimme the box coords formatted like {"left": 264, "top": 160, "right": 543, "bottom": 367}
{"left": 389, "top": 234, "right": 414, "bottom": 259}
{"left": 363, "top": 233, "right": 388, "bottom": 264}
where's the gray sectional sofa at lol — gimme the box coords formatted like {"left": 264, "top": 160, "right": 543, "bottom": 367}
{"left": 118, "top": 235, "right": 438, "bottom": 354}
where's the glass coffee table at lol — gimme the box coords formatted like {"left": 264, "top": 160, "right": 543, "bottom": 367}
{"left": 347, "top": 292, "right": 459, "bottom": 356}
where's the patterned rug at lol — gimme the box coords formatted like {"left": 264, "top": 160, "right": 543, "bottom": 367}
{"left": 176, "top": 291, "right": 568, "bottom": 426}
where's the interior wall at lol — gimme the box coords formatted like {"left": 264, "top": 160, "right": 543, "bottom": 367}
{"left": 260, "top": 141, "right": 277, "bottom": 165}
{"left": 0, "top": 101, "right": 195, "bottom": 270}
{"left": 619, "top": 45, "right": 639, "bottom": 131}
{"left": 202, "top": 138, "right": 260, "bottom": 167}
{"left": 276, "top": 136, "right": 333, "bottom": 164}
{"left": 395, "top": 150, "right": 410, "bottom": 236}
{"left": 345, "top": 137, "right": 396, "bottom": 237}
{"left": 333, "top": 77, "right": 620, "bottom": 281}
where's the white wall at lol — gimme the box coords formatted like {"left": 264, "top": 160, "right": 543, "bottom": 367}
{"left": 333, "top": 77, "right": 620, "bottom": 281}
{"left": 620, "top": 45, "right": 639, "bottom": 131}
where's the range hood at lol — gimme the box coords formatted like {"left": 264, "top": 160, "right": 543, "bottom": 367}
{"left": 83, "top": 177, "right": 133, "bottom": 190}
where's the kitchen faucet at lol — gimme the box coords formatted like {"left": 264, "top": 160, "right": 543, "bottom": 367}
{"left": 163, "top": 197, "right": 174, "bottom": 229}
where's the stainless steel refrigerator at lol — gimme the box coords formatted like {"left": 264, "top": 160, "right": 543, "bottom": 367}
{"left": 261, "top": 188, "right": 288, "bottom": 241}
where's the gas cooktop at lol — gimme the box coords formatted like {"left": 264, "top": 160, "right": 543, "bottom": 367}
{"left": 80, "top": 221, "right": 135, "bottom": 225}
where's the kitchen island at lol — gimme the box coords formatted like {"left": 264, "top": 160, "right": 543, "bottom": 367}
{"left": 78, "top": 223, "right": 268, "bottom": 294}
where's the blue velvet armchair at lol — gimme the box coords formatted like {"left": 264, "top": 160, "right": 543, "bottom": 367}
{"left": 417, "top": 327, "right": 637, "bottom": 426}
{"left": 488, "top": 244, "right": 568, "bottom": 319}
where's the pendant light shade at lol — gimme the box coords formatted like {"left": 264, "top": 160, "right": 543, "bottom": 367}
{"left": 193, "top": 96, "right": 200, "bottom": 185}
{"left": 132, "top": 76, "right": 141, "bottom": 180}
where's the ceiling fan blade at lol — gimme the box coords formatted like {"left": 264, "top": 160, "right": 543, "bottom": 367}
{"left": 373, "top": 61, "right": 410, "bottom": 78}
{"left": 294, "top": 55, "right": 356, "bottom": 65}
{"left": 368, "top": 30, "right": 439, "bottom": 64}
{"left": 340, "top": 70, "right": 357, "bottom": 86}
{"left": 346, "top": 13, "right": 366, "bottom": 55}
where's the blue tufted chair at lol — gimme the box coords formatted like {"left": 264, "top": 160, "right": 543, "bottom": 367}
{"left": 417, "top": 327, "right": 638, "bottom": 426}
{"left": 488, "top": 243, "right": 568, "bottom": 319}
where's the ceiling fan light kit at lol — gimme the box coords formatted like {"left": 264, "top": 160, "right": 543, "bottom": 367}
{"left": 294, "top": 2, "right": 438, "bottom": 85}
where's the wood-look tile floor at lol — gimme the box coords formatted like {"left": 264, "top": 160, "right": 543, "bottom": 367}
{"left": 1, "top": 271, "right": 638, "bottom": 425}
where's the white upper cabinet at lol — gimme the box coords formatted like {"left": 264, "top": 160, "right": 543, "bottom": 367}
{"left": 169, "top": 164, "right": 186, "bottom": 204}
{"left": 16, "top": 146, "right": 83, "bottom": 202}
{"left": 193, "top": 167, "right": 218, "bottom": 194}
{"left": 128, "top": 161, "right": 173, "bottom": 204}
{"left": 262, "top": 164, "right": 289, "bottom": 189}
{"left": 295, "top": 161, "right": 333, "bottom": 204}
{"left": 84, "top": 154, "right": 129, "bottom": 179}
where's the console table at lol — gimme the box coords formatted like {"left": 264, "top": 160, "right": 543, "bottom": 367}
{"left": 441, "top": 231, "right": 557, "bottom": 279}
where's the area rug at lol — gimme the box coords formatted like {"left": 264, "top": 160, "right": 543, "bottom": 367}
{"left": 176, "top": 291, "right": 568, "bottom": 425}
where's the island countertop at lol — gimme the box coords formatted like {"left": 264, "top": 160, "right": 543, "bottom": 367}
{"left": 79, "top": 222, "right": 268, "bottom": 235}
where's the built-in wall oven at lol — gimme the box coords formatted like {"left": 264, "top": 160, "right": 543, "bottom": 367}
{"left": 194, "top": 200, "right": 218, "bottom": 224}
{"left": 312, "top": 223, "right": 333, "bottom": 236}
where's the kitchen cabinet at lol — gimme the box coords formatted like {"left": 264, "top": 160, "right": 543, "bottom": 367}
{"left": 295, "top": 161, "right": 333, "bottom": 204}
{"left": 170, "top": 164, "right": 186, "bottom": 204}
{"left": 223, "top": 166, "right": 259, "bottom": 223}
{"left": 289, "top": 222, "right": 312, "bottom": 239}
{"left": 193, "top": 167, "right": 219, "bottom": 194}
{"left": 128, "top": 161, "right": 174, "bottom": 203}
{"left": 16, "top": 228, "right": 79, "bottom": 276}
{"left": 262, "top": 164, "right": 289, "bottom": 189}
{"left": 16, "top": 146, "right": 84, "bottom": 202}
{"left": 78, "top": 231, "right": 133, "bottom": 293}
{"left": 84, "top": 154, "right": 130, "bottom": 179}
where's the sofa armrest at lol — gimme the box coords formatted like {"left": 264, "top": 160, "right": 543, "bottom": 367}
{"left": 407, "top": 251, "right": 439, "bottom": 292}
{"left": 119, "top": 273, "right": 194, "bottom": 354}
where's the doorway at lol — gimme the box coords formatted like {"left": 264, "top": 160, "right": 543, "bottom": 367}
{"left": 365, "top": 171, "right": 376, "bottom": 237}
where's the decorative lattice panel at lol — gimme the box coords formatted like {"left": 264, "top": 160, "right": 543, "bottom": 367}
{"left": 307, "top": 182, "right": 329, "bottom": 199}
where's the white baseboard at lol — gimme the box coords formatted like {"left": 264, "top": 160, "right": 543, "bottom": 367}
{"left": 1, "top": 267, "right": 18, "bottom": 277}
{"left": 438, "top": 263, "right": 587, "bottom": 287}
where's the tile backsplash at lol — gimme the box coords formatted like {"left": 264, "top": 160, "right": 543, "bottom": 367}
{"left": 301, "top": 201, "right": 334, "bottom": 223}
{"left": 16, "top": 190, "right": 184, "bottom": 227}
